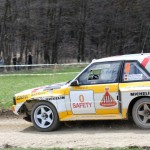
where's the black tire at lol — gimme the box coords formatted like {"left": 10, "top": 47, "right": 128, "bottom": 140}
{"left": 31, "top": 101, "right": 60, "bottom": 132}
{"left": 132, "top": 98, "right": 150, "bottom": 129}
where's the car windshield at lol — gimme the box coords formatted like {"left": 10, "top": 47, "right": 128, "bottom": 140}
{"left": 77, "top": 61, "right": 121, "bottom": 85}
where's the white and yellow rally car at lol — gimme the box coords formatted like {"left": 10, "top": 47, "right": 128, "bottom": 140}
{"left": 12, "top": 53, "right": 150, "bottom": 131}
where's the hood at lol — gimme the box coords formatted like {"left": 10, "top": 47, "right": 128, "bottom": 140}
{"left": 43, "top": 82, "right": 67, "bottom": 91}
{"left": 15, "top": 82, "right": 67, "bottom": 100}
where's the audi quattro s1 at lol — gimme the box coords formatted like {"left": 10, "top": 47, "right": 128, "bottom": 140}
{"left": 12, "top": 53, "right": 150, "bottom": 131}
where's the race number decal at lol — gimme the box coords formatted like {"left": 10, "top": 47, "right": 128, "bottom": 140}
{"left": 79, "top": 95, "right": 84, "bottom": 102}
{"left": 70, "top": 90, "right": 95, "bottom": 114}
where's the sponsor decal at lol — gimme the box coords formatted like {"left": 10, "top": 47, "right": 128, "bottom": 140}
{"left": 124, "top": 74, "right": 128, "bottom": 81}
{"left": 72, "top": 95, "right": 92, "bottom": 108}
{"left": 32, "top": 86, "right": 44, "bottom": 93}
{"left": 124, "top": 74, "right": 143, "bottom": 81}
{"left": 37, "top": 96, "right": 65, "bottom": 101}
{"left": 31, "top": 91, "right": 48, "bottom": 96}
{"left": 100, "top": 87, "right": 117, "bottom": 107}
{"left": 47, "top": 96, "right": 65, "bottom": 100}
{"left": 16, "top": 95, "right": 28, "bottom": 101}
{"left": 130, "top": 92, "right": 150, "bottom": 96}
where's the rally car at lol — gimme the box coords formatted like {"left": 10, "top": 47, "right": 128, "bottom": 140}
{"left": 12, "top": 53, "right": 150, "bottom": 131}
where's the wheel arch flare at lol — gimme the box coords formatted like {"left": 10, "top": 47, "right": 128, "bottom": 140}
{"left": 127, "top": 96, "right": 150, "bottom": 119}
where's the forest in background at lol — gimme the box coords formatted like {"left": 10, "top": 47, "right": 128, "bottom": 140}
{"left": 0, "top": 0, "right": 150, "bottom": 65}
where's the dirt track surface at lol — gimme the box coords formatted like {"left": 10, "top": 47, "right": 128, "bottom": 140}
{"left": 0, "top": 114, "right": 150, "bottom": 149}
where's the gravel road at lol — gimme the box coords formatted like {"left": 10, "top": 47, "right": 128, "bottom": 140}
{"left": 0, "top": 114, "right": 150, "bottom": 149}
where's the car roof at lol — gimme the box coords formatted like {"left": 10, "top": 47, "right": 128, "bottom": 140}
{"left": 93, "top": 53, "right": 150, "bottom": 63}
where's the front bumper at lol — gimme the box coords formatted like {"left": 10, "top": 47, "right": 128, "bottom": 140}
{"left": 12, "top": 102, "right": 24, "bottom": 115}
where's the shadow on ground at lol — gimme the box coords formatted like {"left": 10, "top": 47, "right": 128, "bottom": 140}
{"left": 22, "top": 119, "right": 141, "bottom": 134}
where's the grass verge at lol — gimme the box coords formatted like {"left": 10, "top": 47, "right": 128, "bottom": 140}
{"left": 0, "top": 72, "right": 78, "bottom": 109}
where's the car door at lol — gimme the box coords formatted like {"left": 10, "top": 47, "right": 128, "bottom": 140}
{"left": 69, "top": 61, "right": 122, "bottom": 115}
{"left": 119, "top": 61, "right": 150, "bottom": 117}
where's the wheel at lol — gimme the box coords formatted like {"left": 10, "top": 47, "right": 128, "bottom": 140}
{"left": 31, "top": 101, "right": 60, "bottom": 132}
{"left": 132, "top": 98, "right": 150, "bottom": 129}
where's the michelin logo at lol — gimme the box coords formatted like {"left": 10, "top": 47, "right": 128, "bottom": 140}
{"left": 130, "top": 92, "right": 150, "bottom": 96}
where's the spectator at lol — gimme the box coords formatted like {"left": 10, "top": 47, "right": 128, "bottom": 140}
{"left": 28, "top": 52, "right": 33, "bottom": 69}
{"left": 0, "top": 56, "right": 4, "bottom": 71}
{"left": 17, "top": 57, "right": 21, "bottom": 71}
{"left": 0, "top": 56, "right": 4, "bottom": 65}
{"left": 12, "top": 55, "right": 17, "bottom": 70}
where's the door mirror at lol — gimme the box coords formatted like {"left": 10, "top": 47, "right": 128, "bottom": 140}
{"left": 70, "top": 80, "right": 79, "bottom": 86}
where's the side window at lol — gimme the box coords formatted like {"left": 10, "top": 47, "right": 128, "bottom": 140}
{"left": 123, "top": 61, "right": 150, "bottom": 81}
{"left": 78, "top": 62, "right": 121, "bottom": 85}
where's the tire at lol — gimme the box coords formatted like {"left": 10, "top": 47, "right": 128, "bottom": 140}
{"left": 132, "top": 98, "right": 150, "bottom": 129}
{"left": 31, "top": 101, "right": 60, "bottom": 132}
